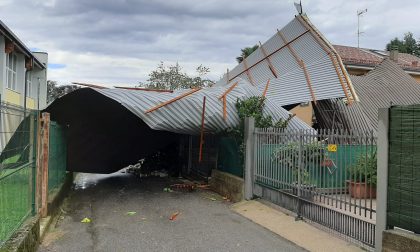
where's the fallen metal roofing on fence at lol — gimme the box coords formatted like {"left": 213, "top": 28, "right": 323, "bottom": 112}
{"left": 215, "top": 15, "right": 357, "bottom": 107}
{"left": 314, "top": 58, "right": 420, "bottom": 132}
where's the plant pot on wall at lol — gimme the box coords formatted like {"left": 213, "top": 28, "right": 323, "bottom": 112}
{"left": 347, "top": 180, "right": 376, "bottom": 199}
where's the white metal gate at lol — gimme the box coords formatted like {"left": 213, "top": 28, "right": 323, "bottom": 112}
{"left": 244, "top": 119, "right": 377, "bottom": 249}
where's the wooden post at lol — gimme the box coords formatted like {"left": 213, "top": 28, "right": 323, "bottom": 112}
{"left": 40, "top": 112, "right": 50, "bottom": 217}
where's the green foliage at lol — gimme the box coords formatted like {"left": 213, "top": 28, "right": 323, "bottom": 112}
{"left": 236, "top": 45, "right": 259, "bottom": 63}
{"left": 222, "top": 96, "right": 293, "bottom": 157}
{"left": 273, "top": 142, "right": 326, "bottom": 184}
{"left": 47, "top": 80, "right": 81, "bottom": 104}
{"left": 386, "top": 32, "right": 420, "bottom": 56}
{"left": 138, "top": 62, "right": 215, "bottom": 90}
{"left": 349, "top": 151, "right": 377, "bottom": 186}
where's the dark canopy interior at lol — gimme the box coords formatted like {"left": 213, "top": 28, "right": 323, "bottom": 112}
{"left": 45, "top": 88, "right": 178, "bottom": 174}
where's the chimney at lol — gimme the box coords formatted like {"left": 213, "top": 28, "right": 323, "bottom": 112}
{"left": 390, "top": 45, "right": 399, "bottom": 62}
{"left": 412, "top": 61, "right": 418, "bottom": 67}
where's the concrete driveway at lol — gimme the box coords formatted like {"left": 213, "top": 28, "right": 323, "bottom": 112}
{"left": 38, "top": 172, "right": 305, "bottom": 252}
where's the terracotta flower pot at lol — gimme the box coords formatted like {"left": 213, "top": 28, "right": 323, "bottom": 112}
{"left": 347, "top": 180, "right": 376, "bottom": 199}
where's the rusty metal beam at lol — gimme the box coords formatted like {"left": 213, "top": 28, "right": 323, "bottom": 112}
{"left": 145, "top": 88, "right": 201, "bottom": 114}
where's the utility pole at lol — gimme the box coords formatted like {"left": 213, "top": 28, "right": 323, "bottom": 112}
{"left": 357, "top": 9, "right": 367, "bottom": 48}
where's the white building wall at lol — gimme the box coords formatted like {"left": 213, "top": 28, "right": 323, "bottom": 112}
{"left": 32, "top": 52, "right": 48, "bottom": 109}
{"left": 0, "top": 36, "right": 5, "bottom": 99}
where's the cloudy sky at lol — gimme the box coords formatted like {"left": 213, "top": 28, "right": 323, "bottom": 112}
{"left": 1, "top": 0, "right": 419, "bottom": 87}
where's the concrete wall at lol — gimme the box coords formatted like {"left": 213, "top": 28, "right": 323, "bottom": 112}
{"left": 290, "top": 103, "right": 313, "bottom": 126}
{"left": 410, "top": 74, "right": 420, "bottom": 84}
{"left": 382, "top": 230, "right": 420, "bottom": 252}
{"left": 32, "top": 52, "right": 48, "bottom": 109}
{"left": 209, "top": 169, "right": 244, "bottom": 202}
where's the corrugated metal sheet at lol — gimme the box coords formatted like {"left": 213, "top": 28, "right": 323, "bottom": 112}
{"left": 352, "top": 59, "right": 420, "bottom": 130}
{"left": 94, "top": 78, "right": 311, "bottom": 135}
{"left": 314, "top": 58, "right": 420, "bottom": 132}
{"left": 216, "top": 15, "right": 356, "bottom": 106}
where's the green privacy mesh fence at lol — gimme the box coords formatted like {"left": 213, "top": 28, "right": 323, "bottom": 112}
{"left": 388, "top": 104, "right": 420, "bottom": 233}
{"left": 48, "top": 121, "right": 67, "bottom": 192}
{"left": 217, "top": 137, "right": 243, "bottom": 178}
{"left": 0, "top": 106, "right": 37, "bottom": 246}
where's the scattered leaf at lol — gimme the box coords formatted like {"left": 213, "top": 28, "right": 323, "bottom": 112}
{"left": 163, "top": 187, "right": 173, "bottom": 192}
{"left": 126, "top": 211, "right": 137, "bottom": 216}
{"left": 205, "top": 197, "right": 217, "bottom": 201}
{"left": 81, "top": 217, "right": 91, "bottom": 223}
{"left": 141, "top": 217, "right": 147, "bottom": 220}
{"left": 169, "top": 211, "right": 180, "bottom": 221}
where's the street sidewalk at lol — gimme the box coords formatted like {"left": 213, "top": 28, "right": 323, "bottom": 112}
{"left": 231, "top": 200, "right": 364, "bottom": 252}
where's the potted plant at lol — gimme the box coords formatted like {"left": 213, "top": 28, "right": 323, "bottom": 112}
{"left": 348, "top": 151, "right": 377, "bottom": 199}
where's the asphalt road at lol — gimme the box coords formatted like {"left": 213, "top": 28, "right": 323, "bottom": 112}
{"left": 38, "top": 172, "right": 305, "bottom": 252}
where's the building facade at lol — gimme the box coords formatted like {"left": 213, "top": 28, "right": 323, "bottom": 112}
{"left": 0, "top": 20, "right": 47, "bottom": 110}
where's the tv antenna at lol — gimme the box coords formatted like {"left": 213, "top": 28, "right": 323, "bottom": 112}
{"left": 294, "top": 1, "right": 303, "bottom": 15}
{"left": 357, "top": 9, "right": 367, "bottom": 48}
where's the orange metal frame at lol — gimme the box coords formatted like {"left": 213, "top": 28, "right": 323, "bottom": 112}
{"left": 144, "top": 88, "right": 201, "bottom": 114}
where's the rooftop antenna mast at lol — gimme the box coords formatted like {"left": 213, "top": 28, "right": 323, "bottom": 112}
{"left": 357, "top": 9, "right": 367, "bottom": 48}
{"left": 294, "top": 1, "right": 303, "bottom": 15}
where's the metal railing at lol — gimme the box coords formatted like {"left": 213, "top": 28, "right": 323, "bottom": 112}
{"left": 253, "top": 128, "right": 377, "bottom": 249}
{"left": 0, "top": 103, "right": 37, "bottom": 246}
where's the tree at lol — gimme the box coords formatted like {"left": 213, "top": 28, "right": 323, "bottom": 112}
{"left": 236, "top": 45, "right": 259, "bottom": 63}
{"left": 403, "top": 32, "right": 418, "bottom": 55}
{"left": 47, "top": 80, "right": 80, "bottom": 104}
{"left": 139, "top": 62, "right": 215, "bottom": 90}
{"left": 386, "top": 32, "right": 419, "bottom": 56}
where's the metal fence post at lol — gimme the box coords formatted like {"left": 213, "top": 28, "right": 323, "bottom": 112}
{"left": 29, "top": 112, "right": 36, "bottom": 215}
{"left": 296, "top": 129, "right": 303, "bottom": 220}
{"left": 375, "top": 108, "right": 389, "bottom": 252}
{"left": 244, "top": 117, "right": 255, "bottom": 200}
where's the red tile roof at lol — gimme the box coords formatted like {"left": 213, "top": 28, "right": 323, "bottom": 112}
{"left": 333, "top": 45, "right": 420, "bottom": 73}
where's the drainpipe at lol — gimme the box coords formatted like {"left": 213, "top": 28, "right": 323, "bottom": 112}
{"left": 37, "top": 77, "right": 41, "bottom": 111}
{"left": 23, "top": 70, "right": 28, "bottom": 116}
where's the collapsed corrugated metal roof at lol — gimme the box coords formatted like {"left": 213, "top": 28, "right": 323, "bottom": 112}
{"left": 93, "top": 78, "right": 311, "bottom": 134}
{"left": 314, "top": 58, "right": 420, "bottom": 132}
{"left": 45, "top": 79, "right": 311, "bottom": 173}
{"left": 215, "top": 15, "right": 357, "bottom": 106}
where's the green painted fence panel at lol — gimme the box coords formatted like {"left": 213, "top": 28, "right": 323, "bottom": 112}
{"left": 217, "top": 137, "right": 243, "bottom": 178}
{"left": 48, "top": 121, "right": 67, "bottom": 191}
{"left": 256, "top": 143, "right": 375, "bottom": 189}
{"left": 387, "top": 104, "right": 420, "bottom": 233}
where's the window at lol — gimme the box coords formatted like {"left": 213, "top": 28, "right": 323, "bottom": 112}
{"left": 6, "top": 53, "right": 18, "bottom": 90}
{"left": 26, "top": 71, "right": 32, "bottom": 97}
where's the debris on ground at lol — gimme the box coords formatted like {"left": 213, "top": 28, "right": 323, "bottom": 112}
{"left": 169, "top": 211, "right": 180, "bottom": 221}
{"left": 163, "top": 187, "right": 173, "bottom": 192}
{"left": 170, "top": 183, "right": 195, "bottom": 192}
{"left": 81, "top": 217, "right": 91, "bottom": 223}
{"left": 205, "top": 197, "right": 217, "bottom": 201}
{"left": 126, "top": 211, "right": 137, "bottom": 216}
{"left": 195, "top": 184, "right": 210, "bottom": 189}
{"left": 223, "top": 196, "right": 231, "bottom": 202}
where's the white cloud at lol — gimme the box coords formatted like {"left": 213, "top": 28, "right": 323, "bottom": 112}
{"left": 1, "top": 0, "right": 419, "bottom": 86}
